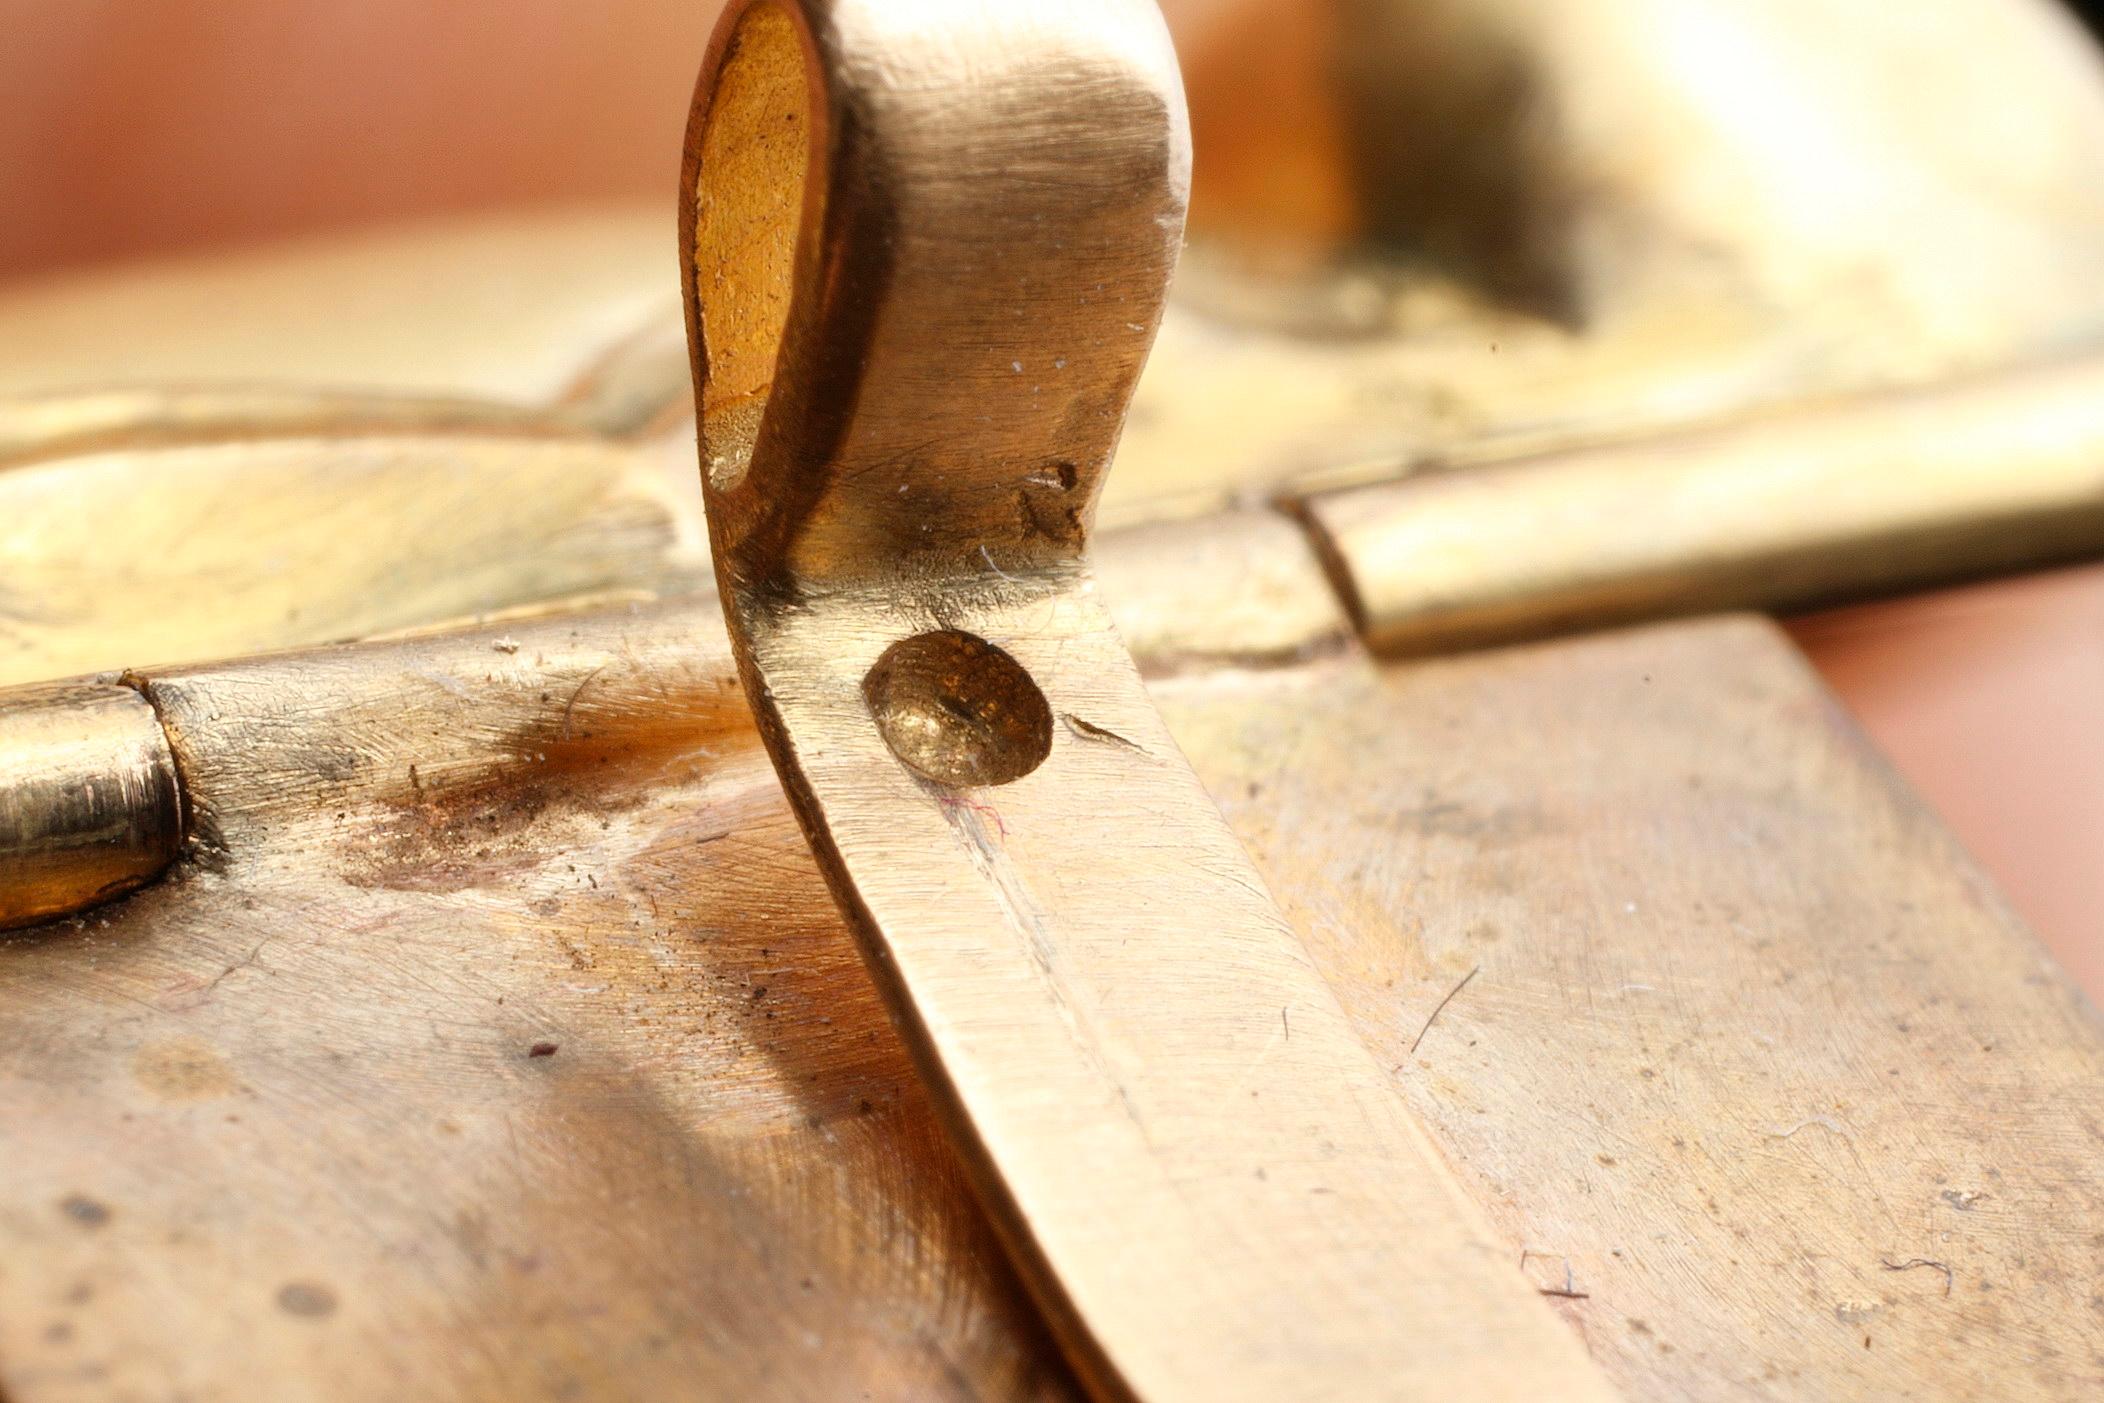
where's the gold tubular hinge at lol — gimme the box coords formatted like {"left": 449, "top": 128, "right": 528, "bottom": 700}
{"left": 0, "top": 680, "right": 183, "bottom": 931}
{"left": 1297, "top": 350, "right": 2104, "bottom": 656}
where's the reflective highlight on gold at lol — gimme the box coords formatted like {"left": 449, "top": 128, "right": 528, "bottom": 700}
{"left": 0, "top": 682, "right": 182, "bottom": 930}
{"left": 1305, "top": 352, "right": 2104, "bottom": 655}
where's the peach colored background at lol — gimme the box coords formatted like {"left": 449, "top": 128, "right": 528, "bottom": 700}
{"left": 4, "top": 1, "right": 2098, "bottom": 994}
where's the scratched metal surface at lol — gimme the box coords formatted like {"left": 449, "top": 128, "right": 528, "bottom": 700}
{"left": 1162, "top": 617, "right": 2104, "bottom": 1398}
{"left": 0, "top": 604, "right": 1077, "bottom": 1402}
{"left": 4, "top": 601, "right": 2101, "bottom": 1397}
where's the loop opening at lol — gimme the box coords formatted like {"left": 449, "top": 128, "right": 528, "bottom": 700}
{"left": 693, "top": 3, "right": 809, "bottom": 494}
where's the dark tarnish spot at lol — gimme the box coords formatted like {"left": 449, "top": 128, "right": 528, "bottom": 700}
{"left": 529, "top": 1041, "right": 560, "bottom": 1059}
{"left": 1013, "top": 462, "right": 1085, "bottom": 544}
{"left": 625, "top": 772, "right": 922, "bottom": 1124}
{"left": 132, "top": 1038, "right": 240, "bottom": 1101}
{"left": 343, "top": 666, "right": 755, "bottom": 894}
{"left": 276, "top": 1281, "right": 338, "bottom": 1318}
{"left": 1016, "top": 487, "right": 1085, "bottom": 545}
{"left": 346, "top": 766, "right": 622, "bottom": 895}
{"left": 1393, "top": 798, "right": 1558, "bottom": 842}
{"left": 59, "top": 1195, "right": 110, "bottom": 1228}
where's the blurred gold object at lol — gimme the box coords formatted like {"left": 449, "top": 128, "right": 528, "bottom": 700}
{"left": 2, "top": 1, "right": 2104, "bottom": 1400}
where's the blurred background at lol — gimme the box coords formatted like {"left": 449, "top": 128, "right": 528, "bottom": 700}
{"left": 4, "top": 0, "right": 2104, "bottom": 993}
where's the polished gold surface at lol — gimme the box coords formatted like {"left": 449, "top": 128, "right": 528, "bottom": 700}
{"left": 1304, "top": 351, "right": 2104, "bottom": 655}
{"left": 684, "top": 3, "right": 1613, "bottom": 1399}
{"left": 0, "top": 431, "right": 701, "bottom": 689}
{"left": 0, "top": 682, "right": 182, "bottom": 930}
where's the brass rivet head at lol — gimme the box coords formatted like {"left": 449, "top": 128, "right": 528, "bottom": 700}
{"left": 862, "top": 630, "right": 1052, "bottom": 788}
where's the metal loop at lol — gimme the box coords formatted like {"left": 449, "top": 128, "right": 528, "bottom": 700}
{"left": 681, "top": 0, "right": 1190, "bottom": 591}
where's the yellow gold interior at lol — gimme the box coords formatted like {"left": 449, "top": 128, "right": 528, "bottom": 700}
{"left": 694, "top": 4, "right": 808, "bottom": 492}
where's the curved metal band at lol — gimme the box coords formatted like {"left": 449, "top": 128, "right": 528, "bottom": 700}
{"left": 681, "top": 4, "right": 1621, "bottom": 1400}
{"left": 684, "top": 0, "right": 1187, "bottom": 590}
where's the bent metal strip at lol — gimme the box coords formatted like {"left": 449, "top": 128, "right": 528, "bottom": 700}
{"left": 680, "top": 2, "right": 1621, "bottom": 1400}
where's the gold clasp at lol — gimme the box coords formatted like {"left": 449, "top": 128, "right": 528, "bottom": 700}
{"left": 681, "top": 4, "right": 1621, "bottom": 1399}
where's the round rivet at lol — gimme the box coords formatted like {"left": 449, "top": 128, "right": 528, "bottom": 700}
{"left": 862, "top": 630, "right": 1052, "bottom": 787}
